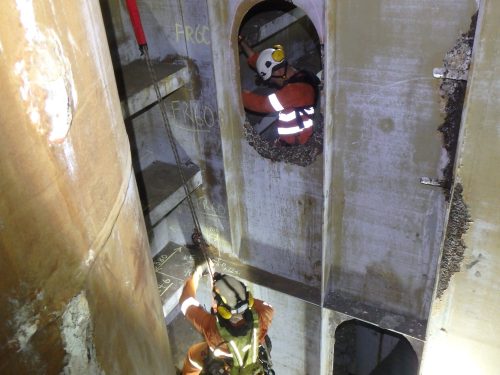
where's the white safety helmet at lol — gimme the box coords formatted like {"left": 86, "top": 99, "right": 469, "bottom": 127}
{"left": 213, "top": 273, "right": 254, "bottom": 320}
{"left": 256, "top": 45, "right": 286, "bottom": 81}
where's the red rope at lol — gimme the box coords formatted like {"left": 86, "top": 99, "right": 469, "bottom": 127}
{"left": 125, "top": 0, "right": 147, "bottom": 48}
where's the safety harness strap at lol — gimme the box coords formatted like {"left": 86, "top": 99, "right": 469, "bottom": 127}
{"left": 216, "top": 310, "right": 262, "bottom": 374}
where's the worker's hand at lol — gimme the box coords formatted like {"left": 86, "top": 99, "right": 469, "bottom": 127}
{"left": 193, "top": 257, "right": 214, "bottom": 279}
{"left": 238, "top": 35, "right": 245, "bottom": 52}
{"left": 238, "top": 35, "right": 255, "bottom": 57}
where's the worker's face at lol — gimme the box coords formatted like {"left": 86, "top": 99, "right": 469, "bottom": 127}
{"left": 269, "top": 78, "right": 284, "bottom": 87}
{"left": 269, "top": 67, "right": 286, "bottom": 87}
{"left": 229, "top": 313, "right": 244, "bottom": 324}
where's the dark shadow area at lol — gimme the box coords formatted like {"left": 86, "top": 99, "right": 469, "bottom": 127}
{"left": 238, "top": 1, "right": 323, "bottom": 166}
{"left": 98, "top": 0, "right": 126, "bottom": 98}
{"left": 99, "top": 0, "right": 199, "bottom": 242}
{"left": 334, "top": 320, "right": 419, "bottom": 375}
{"left": 438, "top": 11, "right": 478, "bottom": 199}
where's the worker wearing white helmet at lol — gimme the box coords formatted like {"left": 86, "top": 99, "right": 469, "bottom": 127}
{"left": 239, "top": 36, "right": 320, "bottom": 146}
{"left": 255, "top": 46, "right": 287, "bottom": 81}
{"left": 179, "top": 258, "right": 274, "bottom": 375}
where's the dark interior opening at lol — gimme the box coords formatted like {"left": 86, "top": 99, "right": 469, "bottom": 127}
{"left": 334, "top": 320, "right": 419, "bottom": 375}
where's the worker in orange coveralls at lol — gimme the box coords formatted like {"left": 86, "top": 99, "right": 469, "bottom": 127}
{"left": 179, "top": 259, "right": 274, "bottom": 375}
{"left": 239, "top": 35, "right": 320, "bottom": 146}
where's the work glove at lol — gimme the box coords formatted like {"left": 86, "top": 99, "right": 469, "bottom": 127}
{"left": 193, "top": 257, "right": 214, "bottom": 278}
{"left": 190, "top": 229, "right": 215, "bottom": 277}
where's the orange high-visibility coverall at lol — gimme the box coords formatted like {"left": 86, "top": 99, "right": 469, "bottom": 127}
{"left": 179, "top": 277, "right": 274, "bottom": 375}
{"left": 242, "top": 53, "right": 317, "bottom": 145}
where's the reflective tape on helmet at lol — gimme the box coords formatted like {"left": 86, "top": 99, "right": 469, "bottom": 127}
{"left": 268, "top": 94, "right": 284, "bottom": 111}
{"left": 277, "top": 119, "right": 313, "bottom": 135}
{"left": 181, "top": 297, "right": 200, "bottom": 315}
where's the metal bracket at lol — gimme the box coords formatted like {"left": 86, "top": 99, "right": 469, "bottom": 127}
{"left": 433, "top": 67, "right": 468, "bottom": 81}
{"left": 420, "top": 177, "right": 445, "bottom": 187}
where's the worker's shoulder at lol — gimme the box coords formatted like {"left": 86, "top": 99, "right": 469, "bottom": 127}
{"left": 277, "top": 82, "right": 316, "bottom": 104}
{"left": 281, "top": 80, "right": 316, "bottom": 94}
{"left": 254, "top": 299, "right": 274, "bottom": 313}
{"left": 185, "top": 303, "right": 214, "bottom": 321}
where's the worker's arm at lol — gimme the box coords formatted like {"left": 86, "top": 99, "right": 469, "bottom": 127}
{"left": 179, "top": 265, "right": 203, "bottom": 309}
{"left": 253, "top": 299, "right": 274, "bottom": 344}
{"left": 239, "top": 36, "right": 259, "bottom": 71}
{"left": 238, "top": 35, "right": 255, "bottom": 58}
{"left": 242, "top": 82, "right": 315, "bottom": 114}
{"left": 179, "top": 260, "right": 216, "bottom": 335}
{"left": 241, "top": 90, "right": 276, "bottom": 113}
{"left": 179, "top": 255, "right": 214, "bottom": 310}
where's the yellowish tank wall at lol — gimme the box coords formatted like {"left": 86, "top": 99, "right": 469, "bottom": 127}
{"left": 0, "top": 0, "right": 173, "bottom": 373}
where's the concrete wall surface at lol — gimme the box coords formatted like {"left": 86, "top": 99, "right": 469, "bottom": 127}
{"left": 421, "top": 1, "right": 500, "bottom": 373}
{"left": 208, "top": 0, "right": 326, "bottom": 289}
{"left": 209, "top": 0, "right": 478, "bottom": 333}
{"left": 0, "top": 0, "right": 174, "bottom": 373}
{"left": 323, "top": 0, "right": 478, "bottom": 324}
{"left": 5, "top": 0, "right": 500, "bottom": 373}
{"left": 100, "top": 0, "right": 232, "bottom": 252}
{"left": 247, "top": 283, "right": 322, "bottom": 375}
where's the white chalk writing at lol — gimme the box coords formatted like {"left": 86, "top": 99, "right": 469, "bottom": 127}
{"left": 171, "top": 100, "right": 216, "bottom": 129}
{"left": 175, "top": 23, "right": 210, "bottom": 45}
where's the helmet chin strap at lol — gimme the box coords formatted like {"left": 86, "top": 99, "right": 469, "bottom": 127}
{"left": 271, "top": 61, "right": 288, "bottom": 80}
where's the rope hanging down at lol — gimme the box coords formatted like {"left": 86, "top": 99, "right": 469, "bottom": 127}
{"left": 142, "top": 47, "right": 202, "bottom": 234}
{"left": 125, "top": 0, "right": 213, "bottom": 278}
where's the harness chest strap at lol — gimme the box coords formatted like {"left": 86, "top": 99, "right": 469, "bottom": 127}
{"left": 215, "top": 310, "right": 261, "bottom": 370}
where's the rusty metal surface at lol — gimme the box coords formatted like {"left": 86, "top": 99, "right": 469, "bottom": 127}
{"left": 0, "top": 0, "right": 173, "bottom": 373}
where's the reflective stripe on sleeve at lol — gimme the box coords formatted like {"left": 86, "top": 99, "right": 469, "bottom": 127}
{"left": 277, "top": 119, "right": 313, "bottom": 135}
{"left": 181, "top": 297, "right": 200, "bottom": 315}
{"left": 268, "top": 94, "right": 284, "bottom": 111}
{"left": 189, "top": 357, "right": 203, "bottom": 370}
